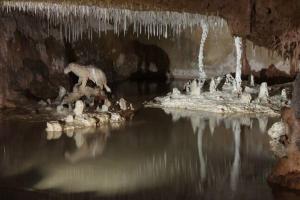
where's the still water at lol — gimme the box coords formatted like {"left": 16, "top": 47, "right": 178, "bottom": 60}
{"left": 0, "top": 81, "right": 298, "bottom": 200}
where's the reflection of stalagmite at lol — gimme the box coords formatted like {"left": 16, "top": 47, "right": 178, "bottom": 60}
{"left": 209, "top": 117, "right": 216, "bottom": 135}
{"left": 198, "top": 21, "right": 208, "bottom": 80}
{"left": 234, "top": 37, "right": 243, "bottom": 93}
{"left": 197, "top": 120, "right": 206, "bottom": 182}
{"left": 258, "top": 117, "right": 268, "bottom": 133}
{"left": 65, "top": 132, "right": 108, "bottom": 163}
{"left": 230, "top": 120, "right": 241, "bottom": 191}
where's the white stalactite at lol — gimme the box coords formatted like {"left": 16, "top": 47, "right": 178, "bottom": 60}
{"left": 234, "top": 37, "right": 243, "bottom": 93}
{"left": 1, "top": 1, "right": 226, "bottom": 42}
{"left": 198, "top": 21, "right": 209, "bottom": 79}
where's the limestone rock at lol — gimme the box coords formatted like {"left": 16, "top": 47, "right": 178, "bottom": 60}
{"left": 268, "top": 122, "right": 287, "bottom": 139}
{"left": 268, "top": 152, "right": 300, "bottom": 190}
{"left": 65, "top": 115, "right": 74, "bottom": 123}
{"left": 240, "top": 93, "right": 252, "bottom": 104}
{"left": 110, "top": 113, "right": 124, "bottom": 123}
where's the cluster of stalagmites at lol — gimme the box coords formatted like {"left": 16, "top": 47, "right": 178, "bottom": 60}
{"left": 148, "top": 74, "right": 289, "bottom": 115}
{"left": 46, "top": 99, "right": 129, "bottom": 133}
{"left": 45, "top": 63, "right": 134, "bottom": 133}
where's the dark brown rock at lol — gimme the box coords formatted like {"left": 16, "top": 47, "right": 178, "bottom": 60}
{"left": 268, "top": 107, "right": 300, "bottom": 190}
{"left": 268, "top": 152, "right": 300, "bottom": 190}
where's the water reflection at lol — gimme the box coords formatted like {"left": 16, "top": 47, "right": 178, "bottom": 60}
{"left": 163, "top": 108, "right": 278, "bottom": 197}
{"left": 230, "top": 120, "right": 240, "bottom": 191}
{"left": 0, "top": 107, "right": 287, "bottom": 199}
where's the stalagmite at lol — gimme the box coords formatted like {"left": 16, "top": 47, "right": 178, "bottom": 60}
{"left": 209, "top": 78, "right": 216, "bottom": 93}
{"left": 281, "top": 89, "right": 287, "bottom": 100}
{"left": 250, "top": 74, "right": 255, "bottom": 87}
{"left": 74, "top": 100, "right": 84, "bottom": 116}
{"left": 234, "top": 37, "right": 243, "bottom": 93}
{"left": 258, "top": 82, "right": 269, "bottom": 102}
{"left": 198, "top": 21, "right": 209, "bottom": 79}
{"left": 189, "top": 79, "right": 201, "bottom": 96}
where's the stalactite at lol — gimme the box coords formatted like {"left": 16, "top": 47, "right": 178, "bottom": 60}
{"left": 198, "top": 21, "right": 209, "bottom": 79}
{"left": 1, "top": 1, "right": 226, "bottom": 42}
{"left": 234, "top": 36, "right": 243, "bottom": 93}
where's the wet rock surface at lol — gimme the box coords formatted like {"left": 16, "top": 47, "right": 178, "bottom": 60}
{"left": 268, "top": 107, "right": 300, "bottom": 190}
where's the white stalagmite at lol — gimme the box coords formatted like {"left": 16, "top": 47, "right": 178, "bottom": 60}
{"left": 198, "top": 21, "right": 209, "bottom": 79}
{"left": 1, "top": 1, "right": 226, "bottom": 42}
{"left": 250, "top": 74, "right": 255, "bottom": 87}
{"left": 281, "top": 89, "right": 287, "bottom": 100}
{"left": 234, "top": 37, "right": 243, "bottom": 93}
{"left": 74, "top": 100, "right": 84, "bottom": 116}
{"left": 209, "top": 78, "right": 216, "bottom": 93}
{"left": 189, "top": 79, "right": 201, "bottom": 96}
{"left": 258, "top": 82, "right": 269, "bottom": 102}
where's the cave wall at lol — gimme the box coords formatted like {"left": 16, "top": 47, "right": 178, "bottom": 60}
{"left": 0, "top": 13, "right": 69, "bottom": 107}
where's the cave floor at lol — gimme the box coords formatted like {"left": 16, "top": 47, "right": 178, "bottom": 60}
{"left": 0, "top": 81, "right": 299, "bottom": 200}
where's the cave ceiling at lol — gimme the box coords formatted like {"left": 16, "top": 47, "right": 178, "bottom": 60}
{"left": 1, "top": 0, "right": 300, "bottom": 53}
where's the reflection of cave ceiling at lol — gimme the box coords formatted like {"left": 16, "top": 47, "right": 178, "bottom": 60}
{"left": 1, "top": 0, "right": 300, "bottom": 54}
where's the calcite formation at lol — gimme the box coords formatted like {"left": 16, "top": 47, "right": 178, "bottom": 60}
{"left": 147, "top": 75, "right": 288, "bottom": 116}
